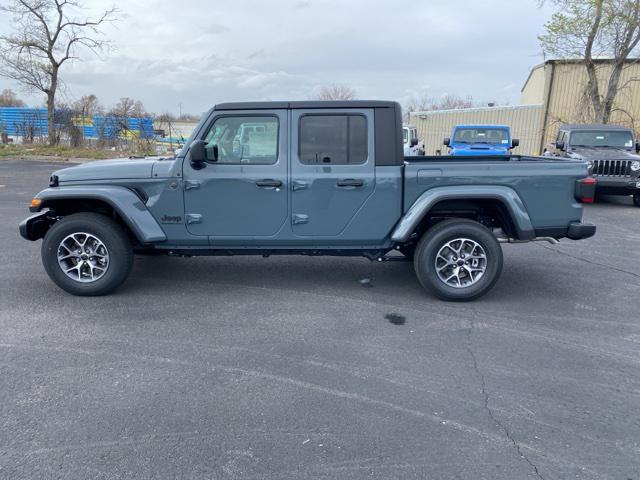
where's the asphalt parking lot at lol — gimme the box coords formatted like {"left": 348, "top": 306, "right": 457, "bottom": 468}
{"left": 1, "top": 159, "right": 639, "bottom": 480}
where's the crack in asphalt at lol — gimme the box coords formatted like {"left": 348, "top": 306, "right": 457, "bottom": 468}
{"left": 536, "top": 243, "right": 640, "bottom": 282}
{"left": 465, "top": 320, "right": 548, "bottom": 480}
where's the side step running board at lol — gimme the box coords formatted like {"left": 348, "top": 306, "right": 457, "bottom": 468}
{"left": 495, "top": 236, "right": 559, "bottom": 245}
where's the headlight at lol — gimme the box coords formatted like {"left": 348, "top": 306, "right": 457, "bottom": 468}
{"left": 631, "top": 161, "right": 640, "bottom": 171}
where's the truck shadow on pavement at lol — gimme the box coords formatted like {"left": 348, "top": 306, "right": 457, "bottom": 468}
{"left": 118, "top": 250, "right": 585, "bottom": 308}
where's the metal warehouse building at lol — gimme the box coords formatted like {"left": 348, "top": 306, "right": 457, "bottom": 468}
{"left": 409, "top": 58, "right": 640, "bottom": 155}
{"left": 410, "top": 104, "right": 543, "bottom": 155}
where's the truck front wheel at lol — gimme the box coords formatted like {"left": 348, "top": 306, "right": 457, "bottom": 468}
{"left": 413, "top": 219, "right": 503, "bottom": 301}
{"left": 41, "top": 212, "right": 134, "bottom": 296}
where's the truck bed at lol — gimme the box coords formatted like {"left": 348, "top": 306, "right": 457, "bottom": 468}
{"left": 402, "top": 154, "right": 589, "bottom": 235}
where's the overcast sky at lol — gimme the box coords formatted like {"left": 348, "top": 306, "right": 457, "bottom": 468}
{"left": 0, "top": 0, "right": 555, "bottom": 115}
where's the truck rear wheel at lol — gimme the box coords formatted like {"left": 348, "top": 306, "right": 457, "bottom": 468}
{"left": 41, "top": 213, "right": 133, "bottom": 296}
{"left": 413, "top": 219, "right": 503, "bottom": 301}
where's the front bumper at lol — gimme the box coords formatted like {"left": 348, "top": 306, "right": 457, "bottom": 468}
{"left": 19, "top": 211, "right": 54, "bottom": 241}
{"left": 594, "top": 177, "right": 640, "bottom": 194}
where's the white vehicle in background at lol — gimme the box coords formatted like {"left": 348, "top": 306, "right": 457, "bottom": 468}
{"left": 403, "top": 125, "right": 425, "bottom": 156}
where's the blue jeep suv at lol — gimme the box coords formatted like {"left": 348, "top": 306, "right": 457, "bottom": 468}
{"left": 444, "top": 125, "right": 519, "bottom": 156}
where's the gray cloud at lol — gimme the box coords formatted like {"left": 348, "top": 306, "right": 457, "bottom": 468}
{"left": 205, "top": 24, "right": 230, "bottom": 35}
{"left": 0, "top": 0, "right": 554, "bottom": 115}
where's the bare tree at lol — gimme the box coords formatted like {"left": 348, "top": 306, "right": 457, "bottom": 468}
{"left": 153, "top": 112, "right": 201, "bottom": 122}
{"left": 405, "top": 94, "right": 477, "bottom": 121}
{"left": 106, "top": 97, "right": 148, "bottom": 147}
{"left": 404, "top": 94, "right": 431, "bottom": 117}
{"left": 314, "top": 84, "right": 357, "bottom": 100}
{"left": 52, "top": 102, "right": 83, "bottom": 145}
{"left": 155, "top": 113, "right": 177, "bottom": 151}
{"left": 178, "top": 113, "right": 200, "bottom": 122}
{"left": 110, "top": 97, "right": 147, "bottom": 118}
{"left": 70, "top": 94, "right": 102, "bottom": 145}
{"left": 0, "top": 0, "right": 117, "bottom": 145}
{"left": 73, "top": 93, "right": 102, "bottom": 118}
{"left": 539, "top": 0, "right": 640, "bottom": 123}
{"left": 434, "top": 94, "right": 476, "bottom": 110}
{"left": 0, "top": 88, "right": 26, "bottom": 107}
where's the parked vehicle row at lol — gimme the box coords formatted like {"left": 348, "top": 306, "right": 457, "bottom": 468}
{"left": 20, "top": 101, "right": 596, "bottom": 301}
{"left": 412, "top": 121, "right": 640, "bottom": 206}
{"left": 544, "top": 124, "right": 640, "bottom": 206}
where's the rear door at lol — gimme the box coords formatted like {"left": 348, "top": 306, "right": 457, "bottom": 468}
{"left": 182, "top": 111, "right": 288, "bottom": 239}
{"left": 290, "top": 109, "right": 375, "bottom": 237}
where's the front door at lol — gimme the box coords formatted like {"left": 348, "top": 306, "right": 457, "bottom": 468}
{"left": 290, "top": 109, "right": 376, "bottom": 237}
{"left": 183, "top": 111, "right": 288, "bottom": 239}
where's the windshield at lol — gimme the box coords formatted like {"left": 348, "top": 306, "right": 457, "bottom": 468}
{"left": 453, "top": 128, "right": 508, "bottom": 144}
{"left": 569, "top": 130, "right": 634, "bottom": 148}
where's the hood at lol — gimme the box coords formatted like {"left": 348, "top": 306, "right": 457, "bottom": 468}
{"left": 450, "top": 143, "right": 510, "bottom": 156}
{"left": 569, "top": 146, "right": 640, "bottom": 161}
{"left": 54, "top": 157, "right": 157, "bottom": 183}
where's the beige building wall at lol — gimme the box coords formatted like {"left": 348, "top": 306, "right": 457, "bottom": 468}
{"left": 520, "top": 66, "right": 546, "bottom": 105}
{"left": 521, "top": 60, "right": 640, "bottom": 151}
{"left": 409, "top": 104, "right": 544, "bottom": 156}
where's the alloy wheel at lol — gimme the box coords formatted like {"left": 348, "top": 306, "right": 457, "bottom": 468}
{"left": 434, "top": 238, "right": 487, "bottom": 288}
{"left": 57, "top": 232, "right": 109, "bottom": 283}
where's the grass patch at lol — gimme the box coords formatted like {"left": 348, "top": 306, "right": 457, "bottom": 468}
{"left": 0, "top": 143, "right": 156, "bottom": 160}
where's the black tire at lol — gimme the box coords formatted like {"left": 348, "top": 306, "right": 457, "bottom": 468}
{"left": 413, "top": 219, "right": 503, "bottom": 301}
{"left": 41, "top": 212, "right": 133, "bottom": 296}
{"left": 634, "top": 192, "right": 640, "bottom": 207}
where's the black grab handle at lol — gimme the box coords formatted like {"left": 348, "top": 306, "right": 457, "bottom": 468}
{"left": 256, "top": 179, "right": 282, "bottom": 188}
{"left": 336, "top": 179, "right": 364, "bottom": 187}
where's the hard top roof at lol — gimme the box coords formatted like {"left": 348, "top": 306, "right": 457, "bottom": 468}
{"left": 214, "top": 100, "right": 399, "bottom": 110}
{"left": 454, "top": 124, "right": 510, "bottom": 129}
{"left": 561, "top": 124, "right": 633, "bottom": 131}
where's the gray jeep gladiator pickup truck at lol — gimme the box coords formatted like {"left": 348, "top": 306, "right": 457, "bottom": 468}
{"left": 20, "top": 101, "right": 596, "bottom": 301}
{"left": 546, "top": 124, "right": 640, "bottom": 206}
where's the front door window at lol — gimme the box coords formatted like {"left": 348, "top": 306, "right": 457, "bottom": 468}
{"left": 203, "top": 116, "right": 279, "bottom": 164}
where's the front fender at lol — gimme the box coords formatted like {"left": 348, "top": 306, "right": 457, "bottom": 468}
{"left": 30, "top": 186, "right": 167, "bottom": 244}
{"left": 391, "top": 185, "right": 535, "bottom": 242}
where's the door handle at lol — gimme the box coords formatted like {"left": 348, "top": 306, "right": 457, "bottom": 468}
{"left": 256, "top": 179, "right": 282, "bottom": 188}
{"left": 292, "top": 180, "right": 308, "bottom": 191}
{"left": 336, "top": 178, "right": 364, "bottom": 188}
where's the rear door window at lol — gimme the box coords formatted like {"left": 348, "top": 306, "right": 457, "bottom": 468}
{"left": 299, "top": 115, "right": 367, "bottom": 165}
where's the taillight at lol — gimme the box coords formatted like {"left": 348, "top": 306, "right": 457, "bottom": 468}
{"left": 575, "top": 177, "right": 596, "bottom": 203}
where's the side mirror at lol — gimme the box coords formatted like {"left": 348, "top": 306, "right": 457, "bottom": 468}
{"left": 443, "top": 137, "right": 450, "bottom": 146}
{"left": 511, "top": 138, "right": 520, "bottom": 148}
{"left": 410, "top": 137, "right": 418, "bottom": 147}
{"left": 206, "top": 144, "right": 219, "bottom": 162}
{"left": 555, "top": 141, "right": 565, "bottom": 151}
{"left": 189, "top": 140, "right": 207, "bottom": 168}
{"left": 636, "top": 142, "right": 640, "bottom": 153}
